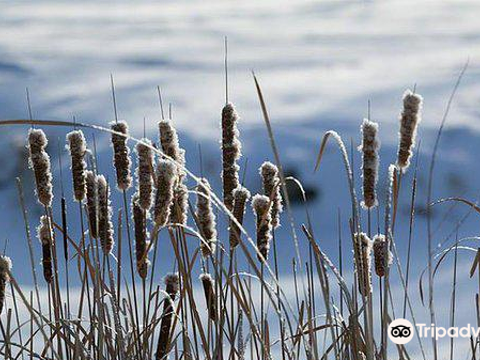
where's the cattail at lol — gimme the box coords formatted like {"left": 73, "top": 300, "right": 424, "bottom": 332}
{"left": 132, "top": 195, "right": 150, "bottom": 279}
{"left": 229, "top": 185, "right": 251, "bottom": 249}
{"left": 156, "top": 273, "right": 180, "bottom": 360}
{"left": 396, "top": 90, "right": 423, "bottom": 172}
{"left": 37, "top": 215, "right": 53, "bottom": 283}
{"left": 170, "top": 183, "right": 189, "bottom": 226}
{"left": 221, "top": 103, "right": 242, "bottom": 210}
{"left": 359, "top": 119, "right": 380, "bottom": 209}
{"left": 0, "top": 255, "right": 12, "bottom": 315}
{"left": 373, "top": 234, "right": 392, "bottom": 277}
{"left": 66, "top": 130, "right": 87, "bottom": 201}
{"left": 135, "top": 138, "right": 155, "bottom": 210}
{"left": 196, "top": 179, "right": 217, "bottom": 258}
{"left": 85, "top": 170, "right": 98, "bottom": 239}
{"left": 260, "top": 161, "right": 283, "bottom": 229}
{"left": 27, "top": 128, "right": 53, "bottom": 207}
{"left": 111, "top": 121, "right": 132, "bottom": 190}
{"left": 200, "top": 273, "right": 217, "bottom": 321}
{"left": 353, "top": 232, "right": 372, "bottom": 296}
{"left": 252, "top": 194, "right": 272, "bottom": 262}
{"left": 159, "top": 120, "right": 186, "bottom": 179}
{"left": 154, "top": 160, "right": 177, "bottom": 227}
{"left": 97, "top": 175, "right": 114, "bottom": 254}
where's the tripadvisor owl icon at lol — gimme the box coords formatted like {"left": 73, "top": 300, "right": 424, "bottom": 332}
{"left": 388, "top": 319, "right": 414, "bottom": 345}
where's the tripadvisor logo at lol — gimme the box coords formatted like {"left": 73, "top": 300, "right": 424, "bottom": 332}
{"left": 388, "top": 319, "right": 414, "bottom": 345}
{"left": 389, "top": 318, "right": 480, "bottom": 345}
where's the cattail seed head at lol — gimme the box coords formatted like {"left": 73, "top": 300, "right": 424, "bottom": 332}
{"left": 85, "top": 170, "right": 98, "bottom": 239}
{"left": 396, "top": 90, "right": 423, "bottom": 172}
{"left": 221, "top": 103, "right": 242, "bottom": 210}
{"left": 260, "top": 161, "right": 283, "bottom": 229}
{"left": 0, "top": 255, "right": 12, "bottom": 315}
{"left": 66, "top": 130, "right": 87, "bottom": 201}
{"left": 229, "top": 185, "right": 251, "bottom": 249}
{"left": 196, "top": 179, "right": 217, "bottom": 258}
{"left": 159, "top": 119, "right": 186, "bottom": 179}
{"left": 252, "top": 194, "right": 273, "bottom": 262}
{"left": 373, "top": 234, "right": 392, "bottom": 277}
{"left": 154, "top": 160, "right": 177, "bottom": 227}
{"left": 170, "top": 183, "right": 189, "bottom": 226}
{"left": 359, "top": 119, "right": 380, "bottom": 209}
{"left": 156, "top": 273, "right": 180, "bottom": 360}
{"left": 353, "top": 232, "right": 372, "bottom": 296}
{"left": 135, "top": 138, "right": 155, "bottom": 210}
{"left": 200, "top": 273, "right": 217, "bottom": 321}
{"left": 110, "top": 121, "right": 132, "bottom": 190}
{"left": 37, "top": 215, "right": 53, "bottom": 283}
{"left": 97, "top": 175, "right": 114, "bottom": 254}
{"left": 28, "top": 128, "right": 53, "bottom": 207}
{"left": 132, "top": 195, "right": 150, "bottom": 279}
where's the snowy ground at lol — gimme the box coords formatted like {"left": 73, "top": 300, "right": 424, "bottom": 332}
{"left": 1, "top": 0, "right": 480, "bottom": 357}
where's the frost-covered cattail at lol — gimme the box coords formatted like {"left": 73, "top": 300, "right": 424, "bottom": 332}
{"left": 86, "top": 171, "right": 98, "bottom": 239}
{"left": 359, "top": 119, "right": 380, "bottom": 209}
{"left": 170, "top": 183, "right": 189, "bottom": 226}
{"left": 196, "top": 179, "right": 217, "bottom": 258}
{"left": 28, "top": 128, "right": 53, "bottom": 207}
{"left": 229, "top": 185, "right": 251, "bottom": 249}
{"left": 373, "top": 234, "right": 392, "bottom": 277}
{"left": 97, "top": 175, "right": 114, "bottom": 254}
{"left": 260, "top": 162, "right": 283, "bottom": 229}
{"left": 221, "top": 103, "right": 242, "bottom": 210}
{"left": 154, "top": 160, "right": 177, "bottom": 227}
{"left": 156, "top": 273, "right": 180, "bottom": 360}
{"left": 135, "top": 138, "right": 154, "bottom": 210}
{"left": 111, "top": 121, "right": 132, "bottom": 190}
{"left": 159, "top": 120, "right": 186, "bottom": 179}
{"left": 353, "top": 233, "right": 372, "bottom": 296}
{"left": 0, "top": 255, "right": 12, "bottom": 315}
{"left": 200, "top": 273, "right": 217, "bottom": 321}
{"left": 252, "top": 194, "right": 273, "bottom": 262}
{"left": 37, "top": 215, "right": 53, "bottom": 283}
{"left": 66, "top": 130, "right": 87, "bottom": 201}
{"left": 132, "top": 195, "right": 150, "bottom": 279}
{"left": 396, "top": 90, "right": 423, "bottom": 172}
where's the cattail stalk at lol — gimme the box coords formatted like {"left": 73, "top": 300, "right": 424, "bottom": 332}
{"left": 85, "top": 170, "right": 98, "bottom": 239}
{"left": 353, "top": 232, "right": 372, "bottom": 296}
{"left": 260, "top": 162, "right": 283, "bottom": 229}
{"left": 66, "top": 130, "right": 87, "bottom": 201}
{"left": 196, "top": 179, "right": 217, "bottom": 258}
{"left": 396, "top": 90, "right": 423, "bottom": 172}
{"left": 154, "top": 160, "right": 177, "bottom": 227}
{"left": 252, "top": 194, "right": 272, "bottom": 261}
{"left": 97, "top": 175, "right": 114, "bottom": 254}
{"left": 132, "top": 195, "right": 150, "bottom": 279}
{"left": 28, "top": 128, "right": 53, "bottom": 207}
{"left": 200, "top": 273, "right": 217, "bottom": 321}
{"left": 170, "top": 183, "right": 189, "bottom": 226}
{"left": 373, "top": 234, "right": 392, "bottom": 277}
{"left": 111, "top": 121, "right": 132, "bottom": 190}
{"left": 156, "top": 273, "right": 179, "bottom": 360}
{"left": 221, "top": 103, "right": 242, "bottom": 210}
{"left": 159, "top": 120, "right": 185, "bottom": 179}
{"left": 229, "top": 185, "right": 251, "bottom": 248}
{"left": 359, "top": 119, "right": 380, "bottom": 209}
{"left": 37, "top": 215, "right": 53, "bottom": 283}
{"left": 135, "top": 138, "right": 154, "bottom": 210}
{"left": 0, "top": 255, "right": 12, "bottom": 315}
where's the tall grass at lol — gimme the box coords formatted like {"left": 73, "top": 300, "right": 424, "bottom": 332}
{"left": 0, "top": 63, "right": 475, "bottom": 360}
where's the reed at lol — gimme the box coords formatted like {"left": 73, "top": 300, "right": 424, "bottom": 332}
{"left": 153, "top": 160, "right": 177, "bottom": 227}
{"left": 66, "top": 129, "right": 87, "bottom": 202}
{"left": 37, "top": 215, "right": 53, "bottom": 284}
{"left": 252, "top": 194, "right": 272, "bottom": 262}
{"left": 97, "top": 174, "right": 114, "bottom": 254}
{"left": 229, "top": 185, "right": 251, "bottom": 249}
{"left": 196, "top": 178, "right": 217, "bottom": 258}
{"left": 135, "top": 138, "right": 155, "bottom": 211}
{"left": 111, "top": 121, "right": 132, "bottom": 190}
{"left": 359, "top": 119, "right": 379, "bottom": 209}
{"left": 0, "top": 255, "right": 11, "bottom": 315}
{"left": 28, "top": 128, "right": 53, "bottom": 207}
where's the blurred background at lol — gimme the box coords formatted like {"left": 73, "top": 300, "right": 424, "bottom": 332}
{"left": 1, "top": 1, "right": 480, "bottom": 354}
